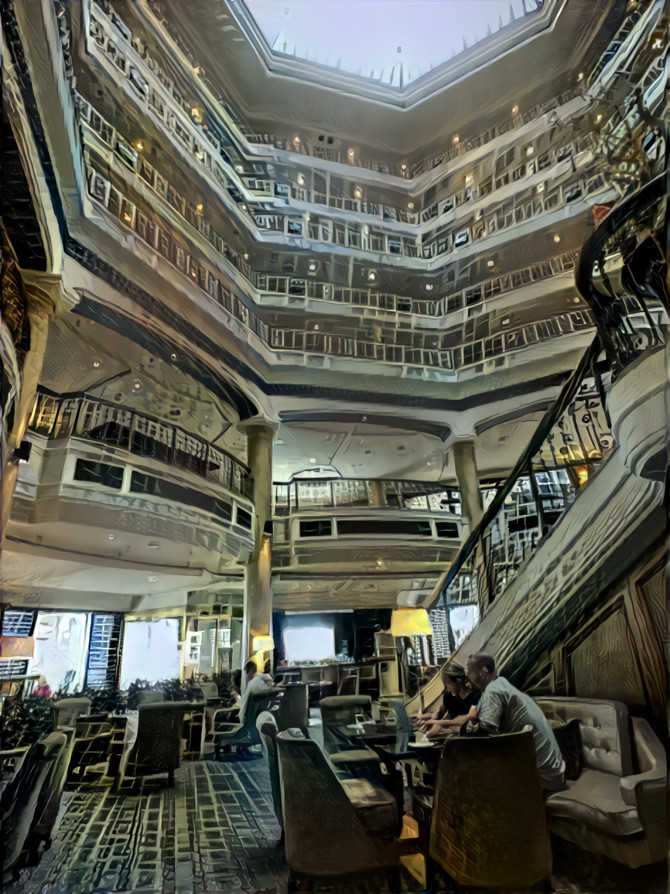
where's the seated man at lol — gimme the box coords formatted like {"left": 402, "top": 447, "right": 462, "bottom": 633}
{"left": 237, "top": 660, "right": 277, "bottom": 724}
{"left": 413, "top": 663, "right": 480, "bottom": 738}
{"left": 465, "top": 653, "right": 566, "bottom": 794}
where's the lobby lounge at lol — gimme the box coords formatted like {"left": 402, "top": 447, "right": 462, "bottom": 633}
{"left": 1, "top": 0, "right": 668, "bottom": 891}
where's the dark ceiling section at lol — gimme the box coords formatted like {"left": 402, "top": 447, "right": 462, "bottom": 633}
{"left": 1, "top": 116, "right": 47, "bottom": 271}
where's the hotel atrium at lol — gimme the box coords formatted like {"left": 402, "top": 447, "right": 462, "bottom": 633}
{"left": 0, "top": 0, "right": 668, "bottom": 891}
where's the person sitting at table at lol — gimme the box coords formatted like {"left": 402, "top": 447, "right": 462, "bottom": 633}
{"left": 465, "top": 653, "right": 566, "bottom": 794}
{"left": 413, "top": 663, "right": 479, "bottom": 738}
{"left": 237, "top": 660, "right": 277, "bottom": 723}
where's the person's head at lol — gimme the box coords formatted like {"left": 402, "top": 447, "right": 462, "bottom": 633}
{"left": 466, "top": 653, "right": 496, "bottom": 691}
{"left": 441, "top": 664, "right": 467, "bottom": 695}
{"left": 244, "top": 660, "right": 257, "bottom": 680}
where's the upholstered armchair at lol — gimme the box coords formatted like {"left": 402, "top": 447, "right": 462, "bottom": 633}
{"left": 212, "top": 691, "right": 276, "bottom": 758}
{"left": 429, "top": 729, "right": 552, "bottom": 889}
{"left": 51, "top": 697, "right": 91, "bottom": 729}
{"left": 66, "top": 716, "right": 114, "bottom": 784}
{"left": 257, "top": 712, "right": 282, "bottom": 829}
{"left": 120, "top": 701, "right": 190, "bottom": 787}
{"left": 537, "top": 697, "right": 667, "bottom": 868}
{"left": 273, "top": 684, "right": 309, "bottom": 735}
{"left": 276, "top": 730, "right": 399, "bottom": 883}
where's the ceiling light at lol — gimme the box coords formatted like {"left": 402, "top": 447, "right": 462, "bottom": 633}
{"left": 170, "top": 352, "right": 178, "bottom": 361}
{"left": 133, "top": 380, "right": 142, "bottom": 390}
{"left": 596, "top": 114, "right": 602, "bottom": 123}
{"left": 400, "top": 163, "right": 407, "bottom": 171}
{"left": 244, "top": 252, "right": 249, "bottom": 260}
{"left": 297, "top": 174, "right": 305, "bottom": 186}
{"left": 376, "top": 559, "right": 384, "bottom": 567}
{"left": 526, "top": 146, "right": 534, "bottom": 157}
{"left": 512, "top": 105, "right": 519, "bottom": 115}
{"left": 354, "top": 187, "right": 362, "bottom": 199}
{"left": 553, "top": 234, "right": 561, "bottom": 243}
{"left": 425, "top": 284, "right": 434, "bottom": 291}
{"left": 452, "top": 135, "right": 459, "bottom": 145}
{"left": 368, "top": 271, "right": 377, "bottom": 281}
{"left": 308, "top": 261, "right": 317, "bottom": 272}
{"left": 577, "top": 72, "right": 584, "bottom": 81}
{"left": 362, "top": 415, "right": 367, "bottom": 422}
{"left": 134, "top": 140, "right": 144, "bottom": 151}
{"left": 293, "top": 135, "right": 301, "bottom": 145}
{"left": 148, "top": 575, "right": 158, "bottom": 583}
{"left": 313, "top": 324, "right": 319, "bottom": 331}
{"left": 108, "top": 533, "right": 115, "bottom": 541}
{"left": 92, "top": 359, "right": 101, "bottom": 368}
{"left": 196, "top": 203, "right": 203, "bottom": 212}
{"left": 487, "top": 259, "right": 495, "bottom": 268}
{"left": 147, "top": 541, "right": 160, "bottom": 548}
{"left": 308, "top": 457, "right": 316, "bottom": 463}
{"left": 407, "top": 202, "right": 414, "bottom": 210}
{"left": 502, "top": 317, "right": 510, "bottom": 326}
{"left": 465, "top": 174, "right": 472, "bottom": 184}
{"left": 347, "top": 148, "right": 355, "bottom": 159}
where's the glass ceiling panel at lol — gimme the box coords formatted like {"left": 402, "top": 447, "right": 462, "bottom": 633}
{"left": 241, "top": 0, "right": 544, "bottom": 90}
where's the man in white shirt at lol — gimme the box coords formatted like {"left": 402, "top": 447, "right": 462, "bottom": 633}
{"left": 237, "top": 660, "right": 276, "bottom": 723}
{"left": 466, "top": 653, "right": 566, "bottom": 794}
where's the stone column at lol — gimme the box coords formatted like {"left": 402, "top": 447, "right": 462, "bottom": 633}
{"left": 452, "top": 440, "right": 484, "bottom": 533}
{"left": 2, "top": 289, "right": 53, "bottom": 532}
{"left": 238, "top": 418, "right": 277, "bottom": 664}
{"left": 368, "top": 480, "right": 386, "bottom": 508}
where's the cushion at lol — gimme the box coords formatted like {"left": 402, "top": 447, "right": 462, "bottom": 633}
{"left": 546, "top": 769, "right": 642, "bottom": 838}
{"left": 341, "top": 778, "right": 397, "bottom": 835}
{"left": 536, "top": 698, "right": 632, "bottom": 776}
{"left": 552, "top": 719, "right": 583, "bottom": 781}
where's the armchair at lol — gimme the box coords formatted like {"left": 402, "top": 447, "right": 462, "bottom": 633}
{"left": 276, "top": 730, "right": 399, "bottom": 883}
{"left": 120, "top": 701, "right": 189, "bottom": 787}
{"left": 273, "top": 684, "right": 308, "bottom": 735}
{"left": 212, "top": 691, "right": 276, "bottom": 759}
{"left": 51, "top": 697, "right": 91, "bottom": 729}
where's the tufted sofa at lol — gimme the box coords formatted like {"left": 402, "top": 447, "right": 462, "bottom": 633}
{"left": 536, "top": 697, "right": 666, "bottom": 868}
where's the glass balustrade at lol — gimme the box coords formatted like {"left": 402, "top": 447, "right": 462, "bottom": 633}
{"left": 274, "top": 479, "right": 462, "bottom": 515}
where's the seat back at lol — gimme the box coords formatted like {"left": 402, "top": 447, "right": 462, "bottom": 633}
{"left": 67, "top": 717, "right": 114, "bottom": 781}
{"left": 133, "top": 690, "right": 165, "bottom": 709}
{"left": 0, "top": 732, "right": 67, "bottom": 875}
{"left": 125, "top": 702, "right": 189, "bottom": 777}
{"left": 52, "top": 697, "right": 91, "bottom": 728}
{"left": 277, "top": 730, "right": 396, "bottom": 876}
{"left": 338, "top": 670, "right": 359, "bottom": 696}
{"left": 257, "top": 712, "right": 282, "bottom": 828}
{"left": 198, "top": 682, "right": 219, "bottom": 702}
{"left": 319, "top": 695, "right": 371, "bottom": 753}
{"left": 536, "top": 697, "right": 633, "bottom": 776}
{"left": 274, "top": 684, "right": 308, "bottom": 733}
{"left": 430, "top": 730, "right": 551, "bottom": 889}
{"left": 213, "top": 691, "right": 275, "bottom": 747}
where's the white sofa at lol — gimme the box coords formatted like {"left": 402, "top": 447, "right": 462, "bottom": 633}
{"left": 536, "top": 697, "right": 666, "bottom": 868}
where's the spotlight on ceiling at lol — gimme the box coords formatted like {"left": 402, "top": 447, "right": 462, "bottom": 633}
{"left": 553, "top": 234, "right": 561, "bottom": 243}
{"left": 368, "top": 270, "right": 377, "bottom": 281}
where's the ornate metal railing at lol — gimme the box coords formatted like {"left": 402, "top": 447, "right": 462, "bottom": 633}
{"left": 438, "top": 170, "right": 668, "bottom": 616}
{"left": 274, "top": 479, "right": 461, "bottom": 516}
{"left": 28, "top": 390, "right": 253, "bottom": 500}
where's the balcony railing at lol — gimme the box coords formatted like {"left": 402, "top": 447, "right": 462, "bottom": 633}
{"left": 274, "top": 479, "right": 461, "bottom": 515}
{"left": 28, "top": 390, "right": 253, "bottom": 501}
{"left": 438, "top": 171, "right": 668, "bottom": 614}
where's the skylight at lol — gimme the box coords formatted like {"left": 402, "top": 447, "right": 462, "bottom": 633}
{"left": 238, "top": 0, "right": 546, "bottom": 96}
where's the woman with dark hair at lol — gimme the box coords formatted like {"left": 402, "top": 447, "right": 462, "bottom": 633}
{"left": 413, "top": 663, "right": 479, "bottom": 737}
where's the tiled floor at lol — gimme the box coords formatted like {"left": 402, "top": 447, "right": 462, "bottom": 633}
{"left": 16, "top": 758, "right": 288, "bottom": 894}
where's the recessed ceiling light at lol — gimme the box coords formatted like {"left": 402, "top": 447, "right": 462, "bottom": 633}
{"left": 313, "top": 324, "right": 319, "bottom": 331}
{"left": 401, "top": 163, "right": 407, "bottom": 171}
{"left": 92, "top": 359, "right": 101, "bottom": 368}
{"left": 148, "top": 575, "right": 158, "bottom": 583}
{"left": 133, "top": 380, "right": 142, "bottom": 390}
{"left": 487, "top": 259, "right": 495, "bottom": 268}
{"left": 196, "top": 203, "right": 203, "bottom": 212}
{"left": 308, "top": 457, "right": 316, "bottom": 463}
{"left": 108, "top": 533, "right": 115, "bottom": 541}
{"left": 308, "top": 262, "right": 317, "bottom": 272}
{"left": 577, "top": 72, "right": 584, "bottom": 81}
{"left": 425, "top": 284, "right": 434, "bottom": 291}
{"left": 512, "top": 105, "right": 519, "bottom": 115}
{"left": 408, "top": 202, "right": 414, "bottom": 210}
{"left": 170, "top": 353, "right": 178, "bottom": 361}
{"left": 553, "top": 234, "right": 561, "bottom": 243}
{"left": 452, "top": 135, "right": 459, "bottom": 145}
{"left": 147, "top": 541, "right": 160, "bottom": 549}
{"left": 368, "top": 271, "right": 377, "bottom": 281}
{"left": 244, "top": 252, "right": 249, "bottom": 260}
{"left": 275, "top": 438, "right": 284, "bottom": 445}
{"left": 526, "top": 146, "right": 534, "bottom": 157}
{"left": 596, "top": 114, "right": 602, "bottom": 123}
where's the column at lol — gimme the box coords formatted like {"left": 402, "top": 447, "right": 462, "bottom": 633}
{"left": 452, "top": 439, "right": 484, "bottom": 533}
{"left": 368, "top": 479, "right": 386, "bottom": 508}
{"left": 238, "top": 418, "right": 277, "bottom": 667}
{"left": 2, "top": 288, "right": 53, "bottom": 531}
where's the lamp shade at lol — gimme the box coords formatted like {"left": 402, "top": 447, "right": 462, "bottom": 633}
{"left": 251, "top": 635, "right": 275, "bottom": 653}
{"left": 390, "top": 608, "right": 433, "bottom": 638}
